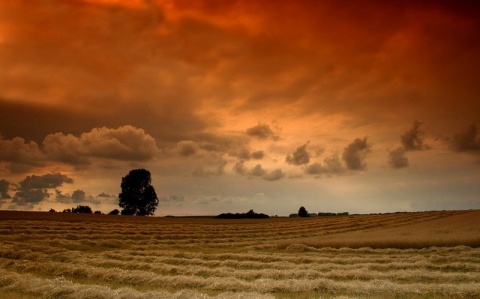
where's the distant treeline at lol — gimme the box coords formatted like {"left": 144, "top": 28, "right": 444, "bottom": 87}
{"left": 49, "top": 205, "right": 118, "bottom": 215}
{"left": 289, "top": 212, "right": 349, "bottom": 217}
{"left": 318, "top": 212, "right": 349, "bottom": 216}
{"left": 216, "top": 209, "right": 269, "bottom": 219}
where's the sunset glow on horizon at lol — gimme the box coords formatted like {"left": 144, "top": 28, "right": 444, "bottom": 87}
{"left": 0, "top": 0, "right": 479, "bottom": 215}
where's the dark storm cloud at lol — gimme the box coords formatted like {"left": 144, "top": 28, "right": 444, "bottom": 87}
{"left": 0, "top": 179, "right": 11, "bottom": 199}
{"left": 12, "top": 173, "right": 73, "bottom": 208}
{"left": 2, "top": 0, "right": 480, "bottom": 149}
{"left": 388, "top": 147, "right": 409, "bottom": 169}
{"left": 401, "top": 121, "right": 426, "bottom": 151}
{"left": 0, "top": 135, "right": 45, "bottom": 173}
{"left": 0, "top": 98, "right": 197, "bottom": 149}
{"left": 176, "top": 140, "right": 199, "bottom": 157}
{"left": 0, "top": 99, "right": 99, "bottom": 144}
{"left": 17, "top": 173, "right": 73, "bottom": 189}
{"left": 55, "top": 190, "right": 70, "bottom": 204}
{"left": 71, "top": 190, "right": 86, "bottom": 203}
{"left": 207, "top": 0, "right": 480, "bottom": 129}
{"left": 12, "top": 189, "right": 50, "bottom": 208}
{"left": 286, "top": 143, "right": 310, "bottom": 165}
{"left": 342, "top": 138, "right": 370, "bottom": 171}
{"left": 448, "top": 124, "right": 480, "bottom": 152}
{"left": 0, "top": 0, "right": 209, "bottom": 146}
{"left": 246, "top": 123, "right": 279, "bottom": 140}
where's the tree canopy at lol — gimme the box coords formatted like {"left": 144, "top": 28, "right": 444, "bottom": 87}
{"left": 118, "top": 169, "right": 158, "bottom": 216}
{"left": 298, "top": 206, "right": 309, "bottom": 217}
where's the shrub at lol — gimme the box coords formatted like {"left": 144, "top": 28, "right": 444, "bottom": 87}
{"left": 108, "top": 209, "right": 120, "bottom": 215}
{"left": 72, "top": 205, "right": 92, "bottom": 214}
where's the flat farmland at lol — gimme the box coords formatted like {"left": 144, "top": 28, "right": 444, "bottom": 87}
{"left": 1, "top": 210, "right": 479, "bottom": 298}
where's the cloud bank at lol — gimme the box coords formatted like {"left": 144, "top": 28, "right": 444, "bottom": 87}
{"left": 0, "top": 125, "right": 159, "bottom": 173}
{"left": 11, "top": 173, "right": 73, "bottom": 208}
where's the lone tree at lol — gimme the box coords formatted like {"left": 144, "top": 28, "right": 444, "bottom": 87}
{"left": 298, "top": 206, "right": 309, "bottom": 217}
{"left": 118, "top": 169, "right": 158, "bottom": 216}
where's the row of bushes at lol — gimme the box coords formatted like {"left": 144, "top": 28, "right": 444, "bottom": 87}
{"left": 317, "top": 212, "right": 349, "bottom": 216}
{"left": 49, "top": 206, "right": 120, "bottom": 215}
{"left": 289, "top": 212, "right": 350, "bottom": 218}
{"left": 289, "top": 206, "right": 349, "bottom": 217}
{"left": 216, "top": 209, "right": 269, "bottom": 219}
{"left": 48, "top": 205, "right": 348, "bottom": 218}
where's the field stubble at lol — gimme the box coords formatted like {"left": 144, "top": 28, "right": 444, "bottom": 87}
{"left": 0, "top": 210, "right": 479, "bottom": 298}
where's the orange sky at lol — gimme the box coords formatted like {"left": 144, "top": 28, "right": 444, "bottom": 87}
{"left": 0, "top": 0, "right": 479, "bottom": 215}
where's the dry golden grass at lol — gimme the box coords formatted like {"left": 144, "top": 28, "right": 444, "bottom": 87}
{"left": 278, "top": 210, "right": 480, "bottom": 249}
{"left": 1, "top": 209, "right": 480, "bottom": 298}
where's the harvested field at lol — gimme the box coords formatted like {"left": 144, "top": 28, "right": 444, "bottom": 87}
{"left": 1, "top": 210, "right": 480, "bottom": 298}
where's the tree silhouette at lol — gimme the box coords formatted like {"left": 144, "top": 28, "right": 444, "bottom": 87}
{"left": 216, "top": 209, "right": 269, "bottom": 219}
{"left": 72, "top": 205, "right": 92, "bottom": 213}
{"left": 108, "top": 209, "right": 120, "bottom": 215}
{"left": 118, "top": 169, "right": 158, "bottom": 216}
{"left": 298, "top": 206, "right": 309, "bottom": 217}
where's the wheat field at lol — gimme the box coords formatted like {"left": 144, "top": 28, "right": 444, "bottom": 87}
{"left": 1, "top": 210, "right": 479, "bottom": 298}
